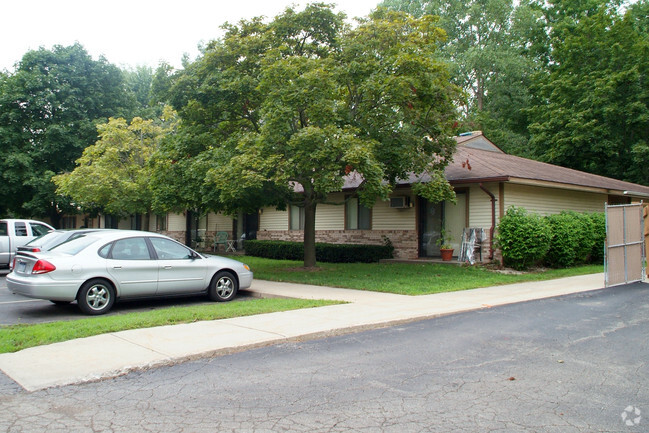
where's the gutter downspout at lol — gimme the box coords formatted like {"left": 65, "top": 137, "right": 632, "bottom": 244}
{"left": 479, "top": 183, "right": 496, "bottom": 260}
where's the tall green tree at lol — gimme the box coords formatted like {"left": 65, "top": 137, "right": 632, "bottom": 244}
{"left": 54, "top": 108, "right": 178, "bottom": 218}
{"left": 527, "top": 1, "right": 649, "bottom": 184}
{"left": 0, "top": 43, "right": 135, "bottom": 224}
{"left": 161, "top": 4, "right": 460, "bottom": 267}
{"left": 123, "top": 65, "right": 160, "bottom": 118}
{"left": 379, "top": 0, "right": 545, "bottom": 154}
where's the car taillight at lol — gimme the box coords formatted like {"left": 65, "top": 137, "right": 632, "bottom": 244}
{"left": 29, "top": 247, "right": 41, "bottom": 252}
{"left": 32, "top": 260, "right": 56, "bottom": 274}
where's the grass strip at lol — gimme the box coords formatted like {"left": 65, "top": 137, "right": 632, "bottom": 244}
{"left": 243, "top": 256, "right": 603, "bottom": 295}
{"left": 0, "top": 298, "right": 340, "bottom": 354}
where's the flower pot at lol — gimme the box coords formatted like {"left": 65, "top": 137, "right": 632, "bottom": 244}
{"left": 440, "top": 248, "right": 454, "bottom": 261}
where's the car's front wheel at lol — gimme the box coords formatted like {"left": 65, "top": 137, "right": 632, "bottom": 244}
{"left": 208, "top": 271, "right": 238, "bottom": 302}
{"left": 77, "top": 279, "right": 115, "bottom": 315}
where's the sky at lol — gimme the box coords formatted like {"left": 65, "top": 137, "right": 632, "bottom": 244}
{"left": 1, "top": 0, "right": 382, "bottom": 72}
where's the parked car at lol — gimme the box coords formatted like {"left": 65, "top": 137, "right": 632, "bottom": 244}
{"left": 7, "top": 230, "right": 253, "bottom": 315}
{"left": 17, "top": 228, "right": 106, "bottom": 254}
{"left": 0, "top": 219, "right": 54, "bottom": 268}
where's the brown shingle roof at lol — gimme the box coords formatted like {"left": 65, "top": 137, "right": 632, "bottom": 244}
{"left": 335, "top": 132, "right": 649, "bottom": 197}
{"left": 447, "top": 144, "right": 649, "bottom": 195}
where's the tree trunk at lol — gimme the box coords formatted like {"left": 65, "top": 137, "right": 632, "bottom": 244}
{"left": 303, "top": 201, "right": 317, "bottom": 268}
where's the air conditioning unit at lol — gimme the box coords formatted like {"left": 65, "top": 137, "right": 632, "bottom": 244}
{"left": 389, "top": 196, "right": 411, "bottom": 208}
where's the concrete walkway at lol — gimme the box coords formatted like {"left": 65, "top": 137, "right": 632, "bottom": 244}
{"left": 0, "top": 273, "right": 606, "bottom": 392}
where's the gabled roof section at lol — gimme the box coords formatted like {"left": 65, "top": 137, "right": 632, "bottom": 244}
{"left": 454, "top": 131, "right": 504, "bottom": 153}
{"left": 334, "top": 131, "right": 649, "bottom": 198}
{"left": 448, "top": 142, "right": 649, "bottom": 197}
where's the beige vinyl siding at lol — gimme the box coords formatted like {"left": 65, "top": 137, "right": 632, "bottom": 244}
{"left": 117, "top": 219, "right": 131, "bottom": 230}
{"left": 504, "top": 183, "right": 606, "bottom": 215}
{"left": 315, "top": 193, "right": 345, "bottom": 230}
{"left": 205, "top": 212, "right": 233, "bottom": 232}
{"left": 167, "top": 213, "right": 186, "bottom": 232}
{"left": 373, "top": 194, "right": 416, "bottom": 230}
{"left": 467, "top": 183, "right": 499, "bottom": 228}
{"left": 148, "top": 216, "right": 157, "bottom": 231}
{"left": 260, "top": 207, "right": 289, "bottom": 231}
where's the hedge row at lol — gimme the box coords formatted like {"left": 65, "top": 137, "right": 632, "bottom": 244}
{"left": 244, "top": 240, "right": 394, "bottom": 263}
{"left": 496, "top": 207, "right": 606, "bottom": 270}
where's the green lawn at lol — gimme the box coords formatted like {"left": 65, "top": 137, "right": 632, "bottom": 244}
{"left": 0, "top": 298, "right": 340, "bottom": 354}
{"left": 243, "top": 256, "right": 603, "bottom": 295}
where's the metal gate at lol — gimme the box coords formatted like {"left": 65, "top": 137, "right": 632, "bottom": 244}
{"left": 605, "top": 203, "right": 645, "bottom": 287}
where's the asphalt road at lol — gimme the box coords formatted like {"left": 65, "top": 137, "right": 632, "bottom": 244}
{"left": 1, "top": 282, "right": 647, "bottom": 432}
{"left": 0, "top": 272, "right": 253, "bottom": 324}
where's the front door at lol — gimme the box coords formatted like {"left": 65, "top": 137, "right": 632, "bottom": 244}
{"left": 419, "top": 198, "right": 443, "bottom": 257}
{"left": 418, "top": 194, "right": 467, "bottom": 257}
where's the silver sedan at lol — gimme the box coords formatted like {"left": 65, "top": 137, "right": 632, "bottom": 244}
{"left": 7, "top": 230, "right": 253, "bottom": 315}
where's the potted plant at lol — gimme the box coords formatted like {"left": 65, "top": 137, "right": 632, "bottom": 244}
{"left": 437, "top": 229, "right": 454, "bottom": 261}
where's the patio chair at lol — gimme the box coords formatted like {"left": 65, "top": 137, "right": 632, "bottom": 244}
{"left": 213, "top": 231, "right": 228, "bottom": 252}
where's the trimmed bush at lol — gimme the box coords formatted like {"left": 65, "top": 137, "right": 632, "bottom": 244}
{"left": 496, "top": 206, "right": 552, "bottom": 270}
{"left": 245, "top": 240, "right": 394, "bottom": 263}
{"left": 588, "top": 212, "right": 606, "bottom": 264}
{"left": 545, "top": 211, "right": 596, "bottom": 268}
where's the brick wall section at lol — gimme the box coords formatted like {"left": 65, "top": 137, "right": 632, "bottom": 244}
{"left": 257, "top": 230, "right": 419, "bottom": 259}
{"left": 162, "top": 228, "right": 496, "bottom": 262}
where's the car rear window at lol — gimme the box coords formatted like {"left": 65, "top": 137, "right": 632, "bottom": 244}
{"left": 26, "top": 231, "right": 65, "bottom": 248}
{"left": 50, "top": 235, "right": 98, "bottom": 255}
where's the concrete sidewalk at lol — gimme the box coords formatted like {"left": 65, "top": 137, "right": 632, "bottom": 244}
{"left": 0, "top": 273, "right": 606, "bottom": 392}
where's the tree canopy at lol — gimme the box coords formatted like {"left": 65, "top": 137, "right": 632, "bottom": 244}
{"left": 527, "top": 0, "right": 649, "bottom": 185}
{"left": 0, "top": 43, "right": 136, "bottom": 224}
{"left": 54, "top": 107, "right": 178, "bottom": 218}
{"left": 158, "top": 4, "right": 461, "bottom": 266}
{"left": 381, "top": 0, "right": 649, "bottom": 183}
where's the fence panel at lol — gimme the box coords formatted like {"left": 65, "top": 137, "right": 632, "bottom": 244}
{"left": 605, "top": 203, "right": 645, "bottom": 287}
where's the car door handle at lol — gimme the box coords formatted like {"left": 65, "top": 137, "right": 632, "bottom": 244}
{"left": 113, "top": 266, "right": 122, "bottom": 269}
{"left": 163, "top": 266, "right": 172, "bottom": 270}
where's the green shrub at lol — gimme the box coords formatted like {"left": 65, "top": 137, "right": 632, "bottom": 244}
{"left": 245, "top": 240, "right": 394, "bottom": 263}
{"left": 545, "top": 211, "right": 596, "bottom": 268}
{"left": 587, "top": 212, "right": 606, "bottom": 264}
{"left": 496, "top": 207, "right": 552, "bottom": 270}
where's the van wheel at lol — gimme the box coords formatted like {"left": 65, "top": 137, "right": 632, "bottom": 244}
{"left": 208, "top": 271, "right": 238, "bottom": 302}
{"left": 77, "top": 279, "right": 115, "bottom": 315}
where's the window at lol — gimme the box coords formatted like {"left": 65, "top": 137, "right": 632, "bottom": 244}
{"left": 60, "top": 216, "right": 76, "bottom": 229}
{"left": 345, "top": 197, "right": 371, "bottom": 230}
{"left": 14, "top": 222, "right": 27, "bottom": 236}
{"left": 149, "top": 237, "right": 193, "bottom": 260}
{"left": 105, "top": 215, "right": 119, "bottom": 229}
{"left": 0, "top": 222, "right": 7, "bottom": 236}
{"left": 110, "top": 238, "right": 151, "bottom": 260}
{"left": 30, "top": 223, "right": 51, "bottom": 236}
{"left": 289, "top": 205, "right": 305, "bottom": 230}
{"left": 156, "top": 214, "right": 167, "bottom": 231}
{"left": 131, "top": 214, "right": 142, "bottom": 230}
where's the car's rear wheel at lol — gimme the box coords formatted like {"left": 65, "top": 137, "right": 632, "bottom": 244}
{"left": 77, "top": 279, "right": 115, "bottom": 315}
{"left": 208, "top": 271, "right": 238, "bottom": 302}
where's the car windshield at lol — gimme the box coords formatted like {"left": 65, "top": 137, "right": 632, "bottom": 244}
{"left": 50, "top": 235, "right": 98, "bottom": 255}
